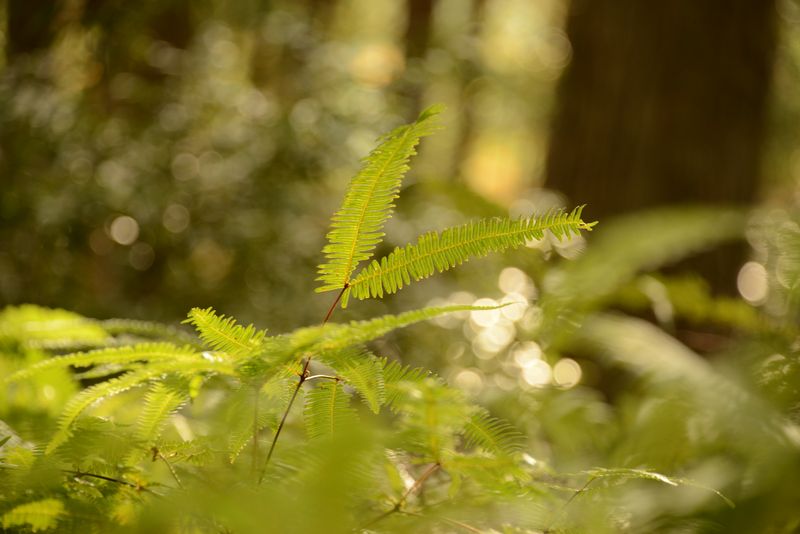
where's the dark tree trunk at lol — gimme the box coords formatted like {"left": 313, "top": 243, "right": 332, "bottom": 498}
{"left": 545, "top": 0, "right": 777, "bottom": 292}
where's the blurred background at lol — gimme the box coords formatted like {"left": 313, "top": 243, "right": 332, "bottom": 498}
{"left": 3, "top": 0, "right": 797, "bottom": 325}
{"left": 5, "top": 0, "right": 800, "bottom": 531}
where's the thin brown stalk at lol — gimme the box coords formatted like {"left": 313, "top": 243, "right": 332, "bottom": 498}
{"left": 258, "top": 286, "right": 347, "bottom": 483}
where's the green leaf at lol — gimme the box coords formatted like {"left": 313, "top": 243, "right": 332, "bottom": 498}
{"left": 461, "top": 409, "right": 524, "bottom": 455}
{"left": 583, "top": 467, "right": 735, "bottom": 508}
{"left": 303, "top": 382, "right": 358, "bottom": 440}
{"left": 318, "top": 348, "right": 385, "bottom": 413}
{"left": 135, "top": 381, "right": 189, "bottom": 446}
{"left": 348, "top": 207, "right": 595, "bottom": 303}
{"left": 6, "top": 343, "right": 201, "bottom": 383}
{"left": 47, "top": 359, "right": 234, "bottom": 454}
{"left": 184, "top": 307, "right": 267, "bottom": 357}
{"left": 2, "top": 498, "right": 65, "bottom": 532}
{"left": 316, "top": 105, "right": 443, "bottom": 295}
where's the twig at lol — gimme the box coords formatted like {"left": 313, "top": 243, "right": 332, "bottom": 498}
{"left": 64, "top": 469, "right": 152, "bottom": 492}
{"left": 545, "top": 476, "right": 596, "bottom": 533}
{"left": 361, "top": 462, "right": 441, "bottom": 529}
{"left": 305, "top": 374, "right": 339, "bottom": 382}
{"left": 257, "top": 286, "right": 347, "bottom": 483}
{"left": 252, "top": 386, "right": 260, "bottom": 475}
{"left": 152, "top": 448, "right": 183, "bottom": 489}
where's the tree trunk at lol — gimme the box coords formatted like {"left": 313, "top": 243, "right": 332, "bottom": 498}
{"left": 545, "top": 0, "right": 777, "bottom": 293}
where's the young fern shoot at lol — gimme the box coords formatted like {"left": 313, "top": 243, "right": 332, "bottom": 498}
{"left": 316, "top": 106, "right": 596, "bottom": 308}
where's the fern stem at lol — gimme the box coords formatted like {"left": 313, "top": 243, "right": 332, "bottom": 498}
{"left": 258, "top": 356, "right": 311, "bottom": 484}
{"left": 64, "top": 470, "right": 152, "bottom": 492}
{"left": 305, "top": 374, "right": 339, "bottom": 381}
{"left": 323, "top": 284, "right": 349, "bottom": 324}
{"left": 252, "top": 386, "right": 259, "bottom": 475}
{"left": 153, "top": 449, "right": 183, "bottom": 489}
{"left": 258, "top": 288, "right": 344, "bottom": 483}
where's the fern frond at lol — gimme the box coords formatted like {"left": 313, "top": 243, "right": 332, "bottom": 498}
{"left": 318, "top": 348, "right": 385, "bottom": 413}
{"left": 305, "top": 304, "right": 504, "bottom": 354}
{"left": 348, "top": 207, "right": 596, "bottom": 302}
{"left": 380, "top": 357, "right": 430, "bottom": 410}
{"left": 135, "top": 381, "right": 189, "bottom": 446}
{"left": 6, "top": 343, "right": 201, "bottom": 383}
{"left": 184, "top": 307, "right": 267, "bottom": 357}
{"left": 582, "top": 467, "right": 734, "bottom": 508}
{"left": 0, "top": 304, "right": 108, "bottom": 347}
{"left": 1, "top": 498, "right": 65, "bottom": 531}
{"left": 316, "top": 105, "right": 443, "bottom": 298}
{"left": 461, "top": 409, "right": 524, "bottom": 455}
{"left": 303, "top": 382, "right": 358, "bottom": 440}
{"left": 48, "top": 359, "right": 234, "bottom": 454}
{"left": 101, "top": 318, "right": 201, "bottom": 347}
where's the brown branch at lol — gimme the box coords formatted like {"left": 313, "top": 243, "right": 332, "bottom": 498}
{"left": 258, "top": 286, "right": 347, "bottom": 483}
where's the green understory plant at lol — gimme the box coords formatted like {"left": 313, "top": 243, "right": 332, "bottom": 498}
{"left": 1, "top": 106, "right": 730, "bottom": 533}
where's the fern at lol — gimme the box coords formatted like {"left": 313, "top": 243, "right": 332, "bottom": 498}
{"left": 348, "top": 207, "right": 595, "bottom": 302}
{"left": 461, "top": 409, "right": 524, "bottom": 455}
{"left": 303, "top": 381, "right": 358, "bottom": 440}
{"left": 1, "top": 498, "right": 65, "bottom": 532}
{"left": 318, "top": 347, "right": 385, "bottom": 413}
{"left": 135, "top": 381, "right": 189, "bottom": 447}
{"left": 184, "top": 307, "right": 267, "bottom": 357}
{"left": 316, "top": 105, "right": 442, "bottom": 296}
{"left": 380, "top": 357, "right": 430, "bottom": 410}
{"left": 6, "top": 343, "right": 201, "bottom": 383}
{"left": 48, "top": 359, "right": 234, "bottom": 453}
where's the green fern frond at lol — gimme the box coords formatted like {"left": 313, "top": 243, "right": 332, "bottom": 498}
{"left": 6, "top": 343, "right": 201, "bottom": 383}
{"left": 0, "top": 304, "right": 108, "bottom": 347}
{"left": 224, "top": 387, "right": 278, "bottom": 463}
{"left": 1, "top": 498, "right": 65, "bottom": 532}
{"left": 318, "top": 348, "right": 385, "bottom": 413}
{"left": 135, "top": 381, "right": 189, "bottom": 446}
{"left": 184, "top": 307, "right": 267, "bottom": 357}
{"left": 48, "top": 359, "right": 234, "bottom": 454}
{"left": 461, "top": 409, "right": 523, "bottom": 455}
{"left": 380, "top": 357, "right": 430, "bottom": 410}
{"left": 306, "top": 304, "right": 504, "bottom": 354}
{"left": 101, "top": 318, "right": 201, "bottom": 347}
{"left": 316, "top": 105, "right": 443, "bottom": 297}
{"left": 582, "top": 467, "right": 734, "bottom": 508}
{"left": 303, "top": 381, "right": 358, "bottom": 440}
{"left": 348, "top": 207, "right": 596, "bottom": 302}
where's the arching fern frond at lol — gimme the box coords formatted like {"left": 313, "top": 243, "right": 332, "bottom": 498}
{"left": 316, "top": 105, "right": 442, "bottom": 296}
{"left": 347, "top": 207, "right": 596, "bottom": 302}
{"left": 304, "top": 304, "right": 504, "bottom": 354}
{"left": 303, "top": 382, "right": 358, "bottom": 440}
{"left": 6, "top": 343, "right": 201, "bottom": 383}
{"left": 135, "top": 381, "right": 190, "bottom": 447}
{"left": 184, "top": 307, "right": 267, "bottom": 358}
{"left": 47, "top": 359, "right": 234, "bottom": 454}
{"left": 461, "top": 409, "right": 524, "bottom": 455}
{"left": 101, "top": 318, "right": 201, "bottom": 348}
{"left": 317, "top": 347, "right": 385, "bottom": 413}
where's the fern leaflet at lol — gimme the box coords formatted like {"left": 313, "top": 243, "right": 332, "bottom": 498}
{"left": 47, "top": 359, "right": 234, "bottom": 453}
{"left": 303, "top": 382, "right": 358, "bottom": 440}
{"left": 184, "top": 307, "right": 267, "bottom": 357}
{"left": 461, "top": 409, "right": 524, "bottom": 455}
{"left": 316, "top": 105, "right": 442, "bottom": 296}
{"left": 348, "top": 207, "right": 596, "bottom": 302}
{"left": 1, "top": 498, "right": 65, "bottom": 531}
{"left": 6, "top": 343, "right": 201, "bottom": 383}
{"left": 135, "top": 382, "right": 189, "bottom": 447}
{"left": 318, "top": 347, "right": 385, "bottom": 413}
